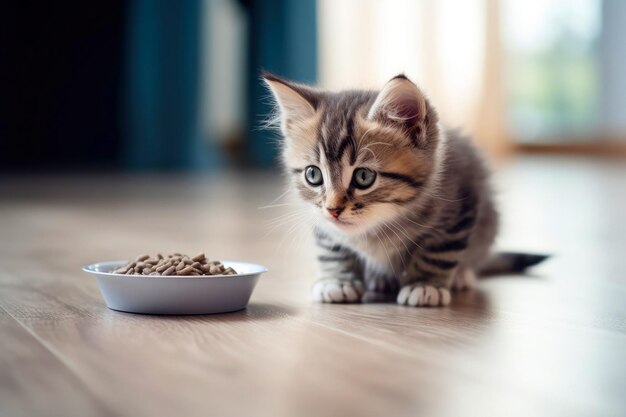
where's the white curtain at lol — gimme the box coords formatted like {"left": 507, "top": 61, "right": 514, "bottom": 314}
{"left": 318, "top": 0, "right": 508, "bottom": 154}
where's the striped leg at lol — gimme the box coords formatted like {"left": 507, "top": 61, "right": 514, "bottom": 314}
{"left": 311, "top": 230, "right": 364, "bottom": 303}
{"left": 398, "top": 200, "right": 476, "bottom": 307}
{"left": 397, "top": 249, "right": 461, "bottom": 307}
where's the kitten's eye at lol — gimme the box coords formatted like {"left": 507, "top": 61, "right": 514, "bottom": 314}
{"left": 304, "top": 166, "right": 323, "bottom": 186}
{"left": 352, "top": 168, "right": 376, "bottom": 189}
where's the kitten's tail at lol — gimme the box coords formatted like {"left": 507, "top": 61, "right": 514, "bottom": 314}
{"left": 478, "top": 252, "right": 550, "bottom": 276}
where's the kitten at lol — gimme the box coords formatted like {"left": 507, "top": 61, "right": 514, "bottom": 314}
{"left": 264, "top": 73, "right": 547, "bottom": 307}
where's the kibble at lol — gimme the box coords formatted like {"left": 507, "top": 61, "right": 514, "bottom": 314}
{"left": 110, "top": 253, "right": 237, "bottom": 276}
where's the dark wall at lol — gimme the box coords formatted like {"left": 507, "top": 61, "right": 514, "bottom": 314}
{"left": 0, "top": 1, "right": 126, "bottom": 171}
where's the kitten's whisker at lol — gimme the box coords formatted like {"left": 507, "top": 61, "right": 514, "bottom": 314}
{"left": 381, "top": 222, "right": 408, "bottom": 271}
{"left": 258, "top": 202, "right": 305, "bottom": 210}
{"left": 264, "top": 218, "right": 300, "bottom": 239}
{"left": 264, "top": 211, "right": 310, "bottom": 237}
{"left": 368, "top": 213, "right": 404, "bottom": 250}
{"left": 265, "top": 209, "right": 310, "bottom": 225}
{"left": 384, "top": 220, "right": 412, "bottom": 254}
{"left": 359, "top": 147, "right": 379, "bottom": 163}
{"left": 385, "top": 111, "right": 420, "bottom": 122}
{"left": 266, "top": 188, "right": 291, "bottom": 206}
{"left": 389, "top": 218, "right": 425, "bottom": 250}
{"left": 277, "top": 216, "right": 305, "bottom": 252}
{"left": 421, "top": 192, "right": 466, "bottom": 202}
{"left": 356, "top": 127, "right": 385, "bottom": 166}
{"left": 285, "top": 220, "right": 303, "bottom": 255}
{"left": 362, "top": 141, "right": 392, "bottom": 148}
{"left": 288, "top": 211, "right": 313, "bottom": 251}
{"left": 265, "top": 217, "right": 305, "bottom": 235}
{"left": 282, "top": 214, "right": 311, "bottom": 253}
{"left": 265, "top": 211, "right": 309, "bottom": 230}
{"left": 367, "top": 213, "right": 410, "bottom": 271}
{"left": 373, "top": 225, "right": 398, "bottom": 279}
{"left": 294, "top": 216, "right": 316, "bottom": 254}
{"left": 403, "top": 215, "right": 437, "bottom": 231}
{"left": 357, "top": 125, "right": 377, "bottom": 148}
{"left": 277, "top": 209, "right": 314, "bottom": 250}
{"left": 265, "top": 217, "right": 304, "bottom": 233}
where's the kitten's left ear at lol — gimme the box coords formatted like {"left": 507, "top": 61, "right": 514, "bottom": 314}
{"left": 368, "top": 75, "right": 430, "bottom": 146}
{"left": 262, "top": 72, "right": 319, "bottom": 122}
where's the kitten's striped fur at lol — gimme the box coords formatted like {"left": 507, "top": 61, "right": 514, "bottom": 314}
{"left": 264, "top": 73, "right": 547, "bottom": 307}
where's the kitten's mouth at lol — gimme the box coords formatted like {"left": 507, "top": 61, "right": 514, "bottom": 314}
{"left": 330, "top": 217, "right": 353, "bottom": 227}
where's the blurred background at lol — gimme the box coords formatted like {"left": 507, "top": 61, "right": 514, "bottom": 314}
{"left": 2, "top": 0, "right": 625, "bottom": 173}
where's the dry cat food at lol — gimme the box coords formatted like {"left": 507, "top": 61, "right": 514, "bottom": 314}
{"left": 110, "top": 253, "right": 237, "bottom": 276}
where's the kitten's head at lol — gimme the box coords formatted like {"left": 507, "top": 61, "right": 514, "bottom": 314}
{"left": 264, "top": 73, "right": 441, "bottom": 236}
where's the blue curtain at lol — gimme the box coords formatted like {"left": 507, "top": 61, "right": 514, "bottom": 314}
{"left": 245, "top": 0, "right": 318, "bottom": 167}
{"left": 124, "top": 0, "right": 213, "bottom": 170}
{"left": 123, "top": 0, "right": 317, "bottom": 170}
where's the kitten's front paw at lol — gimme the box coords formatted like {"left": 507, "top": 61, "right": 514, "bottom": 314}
{"left": 312, "top": 279, "right": 364, "bottom": 303}
{"left": 397, "top": 285, "right": 451, "bottom": 307}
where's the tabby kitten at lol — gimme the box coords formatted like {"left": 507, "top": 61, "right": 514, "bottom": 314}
{"left": 264, "top": 73, "right": 546, "bottom": 307}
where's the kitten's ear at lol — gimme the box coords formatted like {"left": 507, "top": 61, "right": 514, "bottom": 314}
{"left": 368, "top": 75, "right": 429, "bottom": 145}
{"left": 262, "top": 72, "right": 319, "bottom": 121}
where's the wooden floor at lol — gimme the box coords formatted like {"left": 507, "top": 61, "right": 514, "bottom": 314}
{"left": 1, "top": 155, "right": 625, "bottom": 417}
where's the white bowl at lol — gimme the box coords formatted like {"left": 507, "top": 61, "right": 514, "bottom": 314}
{"left": 83, "top": 260, "right": 267, "bottom": 315}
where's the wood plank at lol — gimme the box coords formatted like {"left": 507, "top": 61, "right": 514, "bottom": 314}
{"left": 0, "top": 307, "right": 117, "bottom": 417}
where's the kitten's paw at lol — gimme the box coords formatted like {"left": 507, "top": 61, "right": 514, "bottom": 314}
{"left": 452, "top": 268, "right": 477, "bottom": 291}
{"left": 312, "top": 279, "right": 364, "bottom": 303}
{"left": 397, "top": 285, "right": 451, "bottom": 307}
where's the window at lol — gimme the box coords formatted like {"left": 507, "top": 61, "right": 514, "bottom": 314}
{"left": 502, "top": 0, "right": 602, "bottom": 142}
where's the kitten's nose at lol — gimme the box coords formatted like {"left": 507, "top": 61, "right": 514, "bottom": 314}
{"left": 326, "top": 207, "right": 344, "bottom": 219}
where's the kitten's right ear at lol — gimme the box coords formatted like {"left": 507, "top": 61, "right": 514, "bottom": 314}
{"left": 367, "top": 74, "right": 430, "bottom": 146}
{"left": 262, "top": 72, "right": 319, "bottom": 121}
{"left": 367, "top": 74, "right": 427, "bottom": 123}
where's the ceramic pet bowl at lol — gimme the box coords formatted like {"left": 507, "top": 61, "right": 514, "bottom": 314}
{"left": 83, "top": 260, "right": 267, "bottom": 315}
